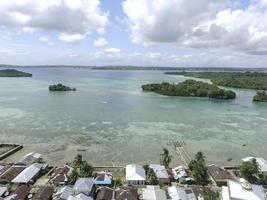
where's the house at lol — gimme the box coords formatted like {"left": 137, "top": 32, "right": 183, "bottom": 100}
{"left": 17, "top": 152, "right": 42, "bottom": 166}
{"left": 222, "top": 179, "right": 266, "bottom": 200}
{"left": 168, "top": 186, "right": 197, "bottom": 200}
{"left": 190, "top": 185, "right": 211, "bottom": 200}
{"left": 12, "top": 163, "right": 43, "bottom": 184}
{"left": 67, "top": 193, "right": 94, "bottom": 200}
{"left": 0, "top": 165, "right": 26, "bottom": 183}
{"left": 242, "top": 157, "right": 267, "bottom": 174}
{"left": 5, "top": 185, "right": 30, "bottom": 200}
{"left": 73, "top": 178, "right": 94, "bottom": 196}
{"left": 126, "top": 164, "right": 145, "bottom": 186}
{"left": 142, "top": 186, "right": 167, "bottom": 200}
{"left": 96, "top": 187, "right": 114, "bottom": 200}
{"left": 33, "top": 186, "right": 54, "bottom": 200}
{"left": 0, "top": 164, "right": 11, "bottom": 176}
{"left": 53, "top": 186, "right": 73, "bottom": 200}
{"left": 172, "top": 166, "right": 187, "bottom": 180}
{"left": 94, "top": 171, "right": 113, "bottom": 185}
{"left": 115, "top": 186, "right": 139, "bottom": 200}
{"left": 0, "top": 187, "right": 7, "bottom": 197}
{"left": 149, "top": 164, "right": 170, "bottom": 183}
{"left": 50, "top": 165, "right": 73, "bottom": 185}
{"left": 207, "top": 164, "right": 233, "bottom": 186}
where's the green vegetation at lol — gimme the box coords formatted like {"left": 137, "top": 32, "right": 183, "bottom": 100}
{"left": 239, "top": 159, "right": 259, "bottom": 184}
{"left": 68, "top": 154, "right": 93, "bottom": 184}
{"left": 142, "top": 80, "right": 236, "bottom": 99}
{"left": 253, "top": 91, "right": 267, "bottom": 102}
{"left": 166, "top": 71, "right": 267, "bottom": 90}
{"left": 143, "top": 164, "right": 159, "bottom": 185}
{"left": 189, "top": 152, "right": 209, "bottom": 186}
{"left": 113, "top": 178, "right": 123, "bottom": 187}
{"left": 49, "top": 83, "right": 76, "bottom": 91}
{"left": 203, "top": 191, "right": 220, "bottom": 200}
{"left": 160, "top": 148, "right": 173, "bottom": 168}
{"left": 0, "top": 69, "right": 32, "bottom": 77}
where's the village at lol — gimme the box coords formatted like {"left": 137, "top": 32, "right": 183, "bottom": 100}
{"left": 0, "top": 143, "right": 266, "bottom": 200}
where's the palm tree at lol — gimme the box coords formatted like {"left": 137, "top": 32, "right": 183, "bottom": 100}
{"left": 73, "top": 154, "right": 83, "bottom": 169}
{"left": 80, "top": 161, "right": 94, "bottom": 177}
{"left": 160, "top": 148, "right": 173, "bottom": 168}
{"left": 195, "top": 151, "right": 205, "bottom": 161}
{"left": 68, "top": 169, "right": 79, "bottom": 184}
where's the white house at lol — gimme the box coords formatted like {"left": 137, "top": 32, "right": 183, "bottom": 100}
{"left": 222, "top": 179, "right": 266, "bottom": 200}
{"left": 172, "top": 166, "right": 187, "bottom": 180}
{"left": 168, "top": 186, "right": 197, "bottom": 200}
{"left": 53, "top": 186, "right": 73, "bottom": 200}
{"left": 126, "top": 164, "right": 146, "bottom": 185}
{"left": 242, "top": 157, "right": 267, "bottom": 174}
{"left": 67, "top": 193, "right": 93, "bottom": 200}
{"left": 18, "top": 152, "right": 42, "bottom": 166}
{"left": 142, "top": 185, "right": 167, "bottom": 200}
{"left": 12, "top": 163, "right": 43, "bottom": 184}
{"left": 149, "top": 164, "right": 170, "bottom": 183}
{"left": 73, "top": 178, "right": 94, "bottom": 196}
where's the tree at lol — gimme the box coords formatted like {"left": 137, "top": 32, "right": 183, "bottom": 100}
{"left": 203, "top": 191, "right": 220, "bottom": 200}
{"left": 189, "top": 151, "right": 209, "bottom": 185}
{"left": 146, "top": 168, "right": 159, "bottom": 185}
{"left": 80, "top": 161, "right": 93, "bottom": 177}
{"left": 160, "top": 148, "right": 173, "bottom": 168}
{"left": 68, "top": 169, "right": 79, "bottom": 185}
{"left": 239, "top": 159, "right": 259, "bottom": 183}
{"left": 73, "top": 154, "right": 83, "bottom": 169}
{"left": 113, "top": 178, "right": 123, "bottom": 187}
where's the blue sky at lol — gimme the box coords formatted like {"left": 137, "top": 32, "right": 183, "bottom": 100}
{"left": 0, "top": 0, "right": 267, "bottom": 67}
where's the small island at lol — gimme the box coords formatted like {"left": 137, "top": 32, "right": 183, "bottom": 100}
{"left": 142, "top": 80, "right": 236, "bottom": 99}
{"left": 0, "top": 69, "right": 32, "bottom": 77}
{"left": 49, "top": 83, "right": 76, "bottom": 91}
{"left": 165, "top": 71, "right": 267, "bottom": 90}
{"left": 253, "top": 91, "right": 267, "bottom": 102}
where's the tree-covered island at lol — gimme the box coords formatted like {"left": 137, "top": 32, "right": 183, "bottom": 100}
{"left": 165, "top": 71, "right": 267, "bottom": 90}
{"left": 253, "top": 91, "right": 267, "bottom": 102}
{"left": 142, "top": 79, "right": 236, "bottom": 99}
{"left": 0, "top": 69, "right": 32, "bottom": 77}
{"left": 49, "top": 83, "right": 76, "bottom": 91}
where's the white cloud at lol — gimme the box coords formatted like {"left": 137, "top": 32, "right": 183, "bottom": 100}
{"left": 39, "top": 36, "right": 54, "bottom": 45}
{"left": 0, "top": 0, "right": 108, "bottom": 43}
{"left": 122, "top": 0, "right": 267, "bottom": 54}
{"left": 59, "top": 33, "right": 86, "bottom": 44}
{"left": 105, "top": 48, "right": 121, "bottom": 53}
{"left": 94, "top": 37, "right": 108, "bottom": 47}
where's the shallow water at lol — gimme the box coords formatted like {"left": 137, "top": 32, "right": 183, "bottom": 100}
{"left": 0, "top": 68, "right": 266, "bottom": 166}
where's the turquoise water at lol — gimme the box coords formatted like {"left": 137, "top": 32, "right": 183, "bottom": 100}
{"left": 0, "top": 68, "right": 266, "bottom": 166}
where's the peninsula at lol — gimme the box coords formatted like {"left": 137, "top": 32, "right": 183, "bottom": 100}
{"left": 49, "top": 83, "right": 76, "bottom": 91}
{"left": 165, "top": 71, "right": 267, "bottom": 90}
{"left": 0, "top": 69, "right": 32, "bottom": 77}
{"left": 142, "top": 80, "right": 236, "bottom": 99}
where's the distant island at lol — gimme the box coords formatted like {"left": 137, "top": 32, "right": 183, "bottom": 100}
{"left": 49, "top": 83, "right": 76, "bottom": 91}
{"left": 142, "top": 80, "right": 236, "bottom": 99}
{"left": 165, "top": 71, "right": 267, "bottom": 90}
{"left": 0, "top": 69, "right": 32, "bottom": 77}
{"left": 253, "top": 91, "right": 267, "bottom": 102}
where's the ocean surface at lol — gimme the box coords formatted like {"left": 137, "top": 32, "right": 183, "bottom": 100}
{"left": 0, "top": 68, "right": 266, "bottom": 166}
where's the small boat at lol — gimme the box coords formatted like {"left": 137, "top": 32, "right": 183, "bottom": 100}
{"left": 77, "top": 149, "right": 86, "bottom": 152}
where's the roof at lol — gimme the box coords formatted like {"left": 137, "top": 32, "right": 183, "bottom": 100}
{"left": 12, "top": 163, "right": 43, "bottom": 183}
{"left": 190, "top": 185, "right": 210, "bottom": 199}
{"left": 242, "top": 157, "right": 267, "bottom": 173}
{"left": 51, "top": 165, "right": 73, "bottom": 185}
{"left": 67, "top": 193, "right": 93, "bottom": 200}
{"left": 115, "top": 186, "right": 139, "bottom": 200}
{"left": 5, "top": 185, "right": 30, "bottom": 200}
{"left": 18, "top": 152, "right": 42, "bottom": 165}
{"left": 142, "top": 186, "right": 167, "bottom": 200}
{"left": 0, "top": 187, "right": 7, "bottom": 197}
{"left": 0, "top": 165, "right": 26, "bottom": 183}
{"left": 168, "top": 186, "right": 187, "bottom": 200}
{"left": 53, "top": 186, "right": 73, "bottom": 200}
{"left": 149, "top": 164, "right": 169, "bottom": 179}
{"left": 172, "top": 166, "right": 187, "bottom": 180}
{"left": 94, "top": 172, "right": 113, "bottom": 185}
{"left": 32, "top": 186, "right": 54, "bottom": 200}
{"left": 222, "top": 179, "right": 266, "bottom": 200}
{"left": 96, "top": 187, "right": 114, "bottom": 200}
{"left": 73, "top": 178, "right": 94, "bottom": 194}
{"left": 126, "top": 164, "right": 145, "bottom": 181}
{"left": 0, "top": 164, "right": 11, "bottom": 176}
{"left": 207, "top": 164, "right": 233, "bottom": 181}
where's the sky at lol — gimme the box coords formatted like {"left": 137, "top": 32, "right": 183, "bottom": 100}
{"left": 0, "top": 0, "right": 267, "bottom": 68}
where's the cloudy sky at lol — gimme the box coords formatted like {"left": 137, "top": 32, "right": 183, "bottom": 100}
{"left": 0, "top": 0, "right": 267, "bottom": 67}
